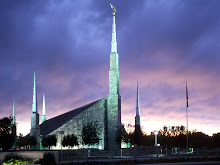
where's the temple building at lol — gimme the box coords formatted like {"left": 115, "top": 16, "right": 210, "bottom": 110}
{"left": 29, "top": 5, "right": 121, "bottom": 151}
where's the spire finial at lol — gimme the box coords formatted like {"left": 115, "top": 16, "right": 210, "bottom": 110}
{"left": 110, "top": 4, "right": 117, "bottom": 16}
{"left": 110, "top": 4, "right": 117, "bottom": 53}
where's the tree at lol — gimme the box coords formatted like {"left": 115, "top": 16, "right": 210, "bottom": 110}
{"left": 142, "top": 134, "right": 154, "bottom": 146}
{"left": 16, "top": 134, "right": 37, "bottom": 150}
{"left": 121, "top": 124, "right": 129, "bottom": 143}
{"left": 157, "top": 125, "right": 188, "bottom": 148}
{"left": 62, "top": 134, "right": 78, "bottom": 148}
{"left": 153, "top": 126, "right": 214, "bottom": 149}
{"left": 42, "top": 135, "right": 57, "bottom": 150}
{"left": 212, "top": 133, "right": 220, "bottom": 147}
{"left": 81, "top": 122, "right": 100, "bottom": 146}
{"left": 0, "top": 116, "right": 16, "bottom": 151}
{"left": 17, "top": 134, "right": 25, "bottom": 148}
{"left": 189, "top": 132, "right": 210, "bottom": 149}
{"left": 115, "top": 124, "right": 129, "bottom": 144}
{"left": 28, "top": 136, "right": 37, "bottom": 147}
{"left": 134, "top": 125, "right": 143, "bottom": 147}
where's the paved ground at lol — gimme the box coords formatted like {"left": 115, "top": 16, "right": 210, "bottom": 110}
{"left": 60, "top": 156, "right": 220, "bottom": 165}
{"left": 60, "top": 160, "right": 220, "bottom": 165}
{"left": 137, "top": 161, "right": 220, "bottom": 165}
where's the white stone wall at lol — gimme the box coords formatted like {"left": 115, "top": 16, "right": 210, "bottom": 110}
{"left": 48, "top": 98, "right": 107, "bottom": 150}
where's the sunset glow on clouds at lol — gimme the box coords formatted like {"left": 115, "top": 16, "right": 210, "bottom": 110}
{"left": 0, "top": 0, "right": 219, "bottom": 136}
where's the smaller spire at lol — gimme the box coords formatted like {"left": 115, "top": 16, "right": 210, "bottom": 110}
{"left": 135, "top": 81, "right": 141, "bottom": 129}
{"left": 13, "top": 100, "right": 15, "bottom": 125}
{"left": 42, "top": 93, "right": 46, "bottom": 123}
{"left": 136, "top": 81, "right": 140, "bottom": 117}
{"left": 42, "top": 93, "right": 45, "bottom": 115}
{"left": 32, "top": 72, "right": 37, "bottom": 113}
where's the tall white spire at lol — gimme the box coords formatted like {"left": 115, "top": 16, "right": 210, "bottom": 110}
{"left": 32, "top": 72, "right": 37, "bottom": 113}
{"left": 109, "top": 4, "right": 119, "bottom": 95}
{"left": 136, "top": 82, "right": 141, "bottom": 117}
{"left": 111, "top": 13, "right": 117, "bottom": 53}
{"left": 12, "top": 100, "right": 15, "bottom": 125}
{"left": 30, "top": 71, "right": 40, "bottom": 150}
{"left": 107, "top": 4, "right": 121, "bottom": 150}
{"left": 42, "top": 93, "right": 46, "bottom": 123}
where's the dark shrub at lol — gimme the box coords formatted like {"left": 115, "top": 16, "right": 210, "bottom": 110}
{"left": 38, "top": 153, "right": 57, "bottom": 165}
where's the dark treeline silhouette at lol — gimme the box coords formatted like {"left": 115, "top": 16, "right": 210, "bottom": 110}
{"left": 42, "top": 134, "right": 57, "bottom": 150}
{"left": 17, "top": 134, "right": 37, "bottom": 150}
{"left": 62, "top": 134, "right": 78, "bottom": 149}
{"left": 0, "top": 116, "right": 16, "bottom": 151}
{"left": 1, "top": 115, "right": 219, "bottom": 151}
{"left": 124, "top": 125, "right": 220, "bottom": 149}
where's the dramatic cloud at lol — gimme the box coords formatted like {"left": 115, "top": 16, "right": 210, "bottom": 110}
{"left": 0, "top": 0, "right": 219, "bottom": 136}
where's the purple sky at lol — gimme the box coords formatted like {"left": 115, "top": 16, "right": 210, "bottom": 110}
{"left": 0, "top": 0, "right": 219, "bottom": 136}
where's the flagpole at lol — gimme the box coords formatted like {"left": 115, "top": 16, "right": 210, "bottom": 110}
{"left": 186, "top": 81, "right": 189, "bottom": 152}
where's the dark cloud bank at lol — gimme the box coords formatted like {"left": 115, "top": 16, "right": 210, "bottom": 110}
{"left": 0, "top": 0, "right": 219, "bottom": 135}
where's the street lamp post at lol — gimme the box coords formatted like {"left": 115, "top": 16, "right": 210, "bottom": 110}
{"left": 59, "top": 130, "right": 64, "bottom": 161}
{"left": 154, "top": 131, "right": 158, "bottom": 147}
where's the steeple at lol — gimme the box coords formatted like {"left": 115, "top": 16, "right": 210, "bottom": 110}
{"left": 32, "top": 72, "right": 37, "bottom": 113}
{"left": 30, "top": 72, "right": 40, "bottom": 150}
{"left": 135, "top": 81, "right": 141, "bottom": 127}
{"left": 12, "top": 100, "right": 15, "bottom": 125}
{"left": 107, "top": 4, "right": 121, "bottom": 150}
{"left": 42, "top": 93, "right": 46, "bottom": 123}
{"left": 109, "top": 4, "right": 119, "bottom": 95}
{"left": 136, "top": 82, "right": 140, "bottom": 117}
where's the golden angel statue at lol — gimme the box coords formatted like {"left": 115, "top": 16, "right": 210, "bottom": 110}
{"left": 110, "top": 4, "right": 117, "bottom": 15}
